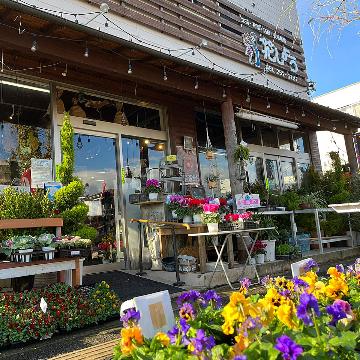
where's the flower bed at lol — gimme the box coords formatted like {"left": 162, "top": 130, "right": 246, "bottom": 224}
{"left": 0, "top": 281, "right": 119, "bottom": 348}
{"left": 114, "top": 259, "right": 360, "bottom": 359}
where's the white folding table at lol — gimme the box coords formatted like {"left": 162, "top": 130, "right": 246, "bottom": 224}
{"left": 188, "top": 227, "right": 274, "bottom": 289}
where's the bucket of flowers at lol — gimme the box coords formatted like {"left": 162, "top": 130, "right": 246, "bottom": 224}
{"left": 251, "top": 239, "right": 267, "bottom": 264}
{"left": 144, "top": 179, "right": 162, "bottom": 201}
{"left": 188, "top": 197, "right": 206, "bottom": 223}
{"left": 166, "top": 194, "right": 187, "bottom": 220}
{"left": 202, "top": 203, "right": 220, "bottom": 233}
{"left": 36, "top": 233, "right": 56, "bottom": 260}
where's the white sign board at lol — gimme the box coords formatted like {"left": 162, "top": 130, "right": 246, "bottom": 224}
{"left": 0, "top": 185, "right": 30, "bottom": 193}
{"left": 31, "top": 159, "right": 52, "bottom": 189}
{"left": 235, "top": 193, "right": 260, "bottom": 210}
{"left": 291, "top": 258, "right": 313, "bottom": 278}
{"left": 120, "top": 290, "right": 175, "bottom": 338}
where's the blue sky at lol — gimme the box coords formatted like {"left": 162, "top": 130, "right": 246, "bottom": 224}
{"left": 296, "top": 2, "right": 360, "bottom": 96}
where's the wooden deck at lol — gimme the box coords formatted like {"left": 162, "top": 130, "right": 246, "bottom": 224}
{"left": 50, "top": 339, "right": 118, "bottom": 360}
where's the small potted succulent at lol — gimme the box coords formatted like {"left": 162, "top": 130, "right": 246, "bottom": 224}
{"left": 144, "top": 179, "right": 162, "bottom": 201}
{"left": 37, "top": 233, "right": 56, "bottom": 260}
{"left": 252, "top": 239, "right": 267, "bottom": 264}
{"left": 202, "top": 203, "right": 220, "bottom": 233}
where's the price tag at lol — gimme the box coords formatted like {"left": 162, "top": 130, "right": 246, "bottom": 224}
{"left": 71, "top": 250, "right": 80, "bottom": 256}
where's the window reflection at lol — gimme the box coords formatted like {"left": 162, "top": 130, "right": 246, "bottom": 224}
{"left": 0, "top": 79, "right": 51, "bottom": 186}
{"left": 298, "top": 162, "right": 310, "bottom": 185}
{"left": 293, "top": 131, "right": 309, "bottom": 153}
{"left": 265, "top": 159, "right": 280, "bottom": 190}
{"left": 247, "top": 157, "right": 264, "bottom": 185}
{"left": 281, "top": 159, "right": 297, "bottom": 189}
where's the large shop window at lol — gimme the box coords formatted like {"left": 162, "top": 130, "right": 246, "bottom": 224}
{"left": 247, "top": 156, "right": 264, "bottom": 185}
{"left": 0, "top": 79, "right": 51, "bottom": 186}
{"left": 57, "top": 89, "right": 161, "bottom": 130}
{"left": 195, "top": 111, "right": 231, "bottom": 197}
{"left": 293, "top": 131, "right": 309, "bottom": 154}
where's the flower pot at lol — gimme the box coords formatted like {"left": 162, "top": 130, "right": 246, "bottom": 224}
{"left": 18, "top": 249, "right": 33, "bottom": 263}
{"left": 207, "top": 180, "right": 217, "bottom": 189}
{"left": 262, "top": 240, "right": 276, "bottom": 262}
{"left": 172, "top": 210, "right": 178, "bottom": 219}
{"left": 193, "top": 214, "right": 202, "bottom": 224}
{"left": 207, "top": 223, "right": 219, "bottom": 233}
{"left": 42, "top": 247, "right": 55, "bottom": 260}
{"left": 255, "top": 253, "right": 265, "bottom": 264}
{"left": 249, "top": 257, "right": 256, "bottom": 266}
{"left": 148, "top": 193, "right": 158, "bottom": 201}
{"left": 183, "top": 215, "right": 193, "bottom": 224}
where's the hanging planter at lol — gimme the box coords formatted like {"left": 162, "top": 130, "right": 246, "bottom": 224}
{"left": 234, "top": 142, "right": 250, "bottom": 162}
{"left": 205, "top": 149, "right": 215, "bottom": 160}
{"left": 206, "top": 174, "right": 219, "bottom": 189}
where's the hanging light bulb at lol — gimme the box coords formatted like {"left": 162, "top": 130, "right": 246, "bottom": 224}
{"left": 333, "top": 125, "right": 336, "bottom": 131}
{"left": 163, "top": 66, "right": 168, "bottom": 81}
{"left": 127, "top": 60, "right": 132, "bottom": 74}
{"left": 285, "top": 105, "right": 289, "bottom": 114}
{"left": 194, "top": 77, "right": 199, "bottom": 90}
{"left": 31, "top": 39, "right": 37, "bottom": 52}
{"left": 345, "top": 123, "right": 348, "bottom": 129}
{"left": 77, "top": 135, "right": 83, "bottom": 149}
{"left": 246, "top": 89, "right": 250, "bottom": 103}
{"left": 301, "top": 108, "right": 306, "bottom": 117}
{"left": 250, "top": 75, "right": 254, "bottom": 82}
{"left": 317, "top": 120, "right": 321, "bottom": 127}
{"left": 100, "top": 2, "right": 110, "bottom": 13}
{"left": 266, "top": 97, "right": 271, "bottom": 109}
{"left": 105, "top": 20, "right": 109, "bottom": 27}
{"left": 62, "top": 64, "right": 68, "bottom": 77}
{"left": 266, "top": 79, "right": 269, "bottom": 87}
{"left": 9, "top": 105, "right": 14, "bottom": 120}
{"left": 84, "top": 45, "right": 89, "bottom": 58}
{"left": 222, "top": 86, "right": 227, "bottom": 98}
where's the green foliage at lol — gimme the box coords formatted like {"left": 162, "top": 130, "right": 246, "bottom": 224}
{"left": 300, "top": 165, "right": 322, "bottom": 194}
{"left": 274, "top": 190, "right": 302, "bottom": 210}
{"left": 234, "top": 143, "right": 250, "bottom": 162}
{"left": 322, "top": 213, "right": 347, "bottom": 237}
{"left": 54, "top": 180, "right": 84, "bottom": 212}
{"left": 74, "top": 225, "right": 98, "bottom": 241}
{"left": 300, "top": 191, "right": 327, "bottom": 209}
{"left": 56, "top": 113, "right": 74, "bottom": 186}
{"left": 0, "top": 188, "right": 53, "bottom": 220}
{"left": 276, "top": 243, "right": 298, "bottom": 256}
{"left": 60, "top": 203, "right": 89, "bottom": 235}
{"left": 248, "top": 181, "right": 269, "bottom": 205}
{"left": 202, "top": 212, "right": 221, "bottom": 224}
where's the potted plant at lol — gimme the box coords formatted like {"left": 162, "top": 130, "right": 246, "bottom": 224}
{"left": 166, "top": 194, "right": 187, "bottom": 219}
{"left": 256, "top": 216, "right": 279, "bottom": 262}
{"left": 206, "top": 174, "right": 219, "bottom": 189}
{"left": 205, "top": 146, "right": 215, "bottom": 160}
{"left": 188, "top": 197, "right": 205, "bottom": 223}
{"left": 299, "top": 191, "right": 327, "bottom": 210}
{"left": 275, "top": 243, "right": 300, "bottom": 260}
{"left": 202, "top": 203, "right": 220, "bottom": 233}
{"left": 175, "top": 205, "right": 193, "bottom": 224}
{"left": 37, "top": 233, "right": 56, "bottom": 260}
{"left": 234, "top": 142, "right": 250, "bottom": 162}
{"left": 252, "top": 239, "right": 266, "bottom": 264}
{"left": 98, "top": 234, "right": 117, "bottom": 263}
{"left": 11, "top": 235, "right": 36, "bottom": 262}
{"left": 144, "top": 179, "right": 161, "bottom": 201}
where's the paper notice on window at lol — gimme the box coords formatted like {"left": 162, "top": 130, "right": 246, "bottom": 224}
{"left": 31, "top": 159, "right": 53, "bottom": 189}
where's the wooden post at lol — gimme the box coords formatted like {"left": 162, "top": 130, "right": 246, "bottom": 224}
{"left": 72, "top": 258, "right": 81, "bottom": 287}
{"left": 226, "top": 235, "right": 234, "bottom": 269}
{"left": 221, "top": 93, "right": 242, "bottom": 197}
{"left": 198, "top": 235, "right": 207, "bottom": 274}
{"left": 344, "top": 133, "right": 358, "bottom": 174}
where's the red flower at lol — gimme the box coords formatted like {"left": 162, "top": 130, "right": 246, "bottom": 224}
{"left": 219, "top": 198, "right": 227, "bottom": 206}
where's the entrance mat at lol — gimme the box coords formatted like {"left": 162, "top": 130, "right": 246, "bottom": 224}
{"left": 83, "top": 271, "right": 184, "bottom": 301}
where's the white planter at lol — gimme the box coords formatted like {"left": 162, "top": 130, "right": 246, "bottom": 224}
{"left": 193, "top": 214, "right": 202, "bottom": 223}
{"left": 255, "top": 253, "right": 265, "bottom": 264}
{"left": 172, "top": 210, "right": 178, "bottom": 219}
{"left": 249, "top": 257, "right": 256, "bottom": 266}
{"left": 18, "top": 249, "right": 33, "bottom": 263}
{"left": 148, "top": 193, "right": 158, "bottom": 201}
{"left": 42, "top": 247, "right": 55, "bottom": 260}
{"left": 207, "top": 223, "right": 219, "bottom": 233}
{"left": 183, "top": 215, "right": 193, "bottom": 224}
{"left": 262, "top": 240, "right": 276, "bottom": 262}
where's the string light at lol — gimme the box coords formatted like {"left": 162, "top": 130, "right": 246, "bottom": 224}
{"left": 301, "top": 107, "right": 306, "bottom": 117}
{"left": 266, "top": 97, "right": 271, "bottom": 109}
{"left": 127, "top": 60, "right": 132, "bottom": 74}
{"left": 345, "top": 123, "right": 348, "bottom": 129}
{"left": 333, "top": 125, "right": 336, "bottom": 131}
{"left": 246, "top": 89, "right": 251, "bottom": 103}
{"left": 31, "top": 39, "right": 37, "bottom": 52}
{"left": 317, "top": 120, "right": 321, "bottom": 127}
{"left": 285, "top": 105, "right": 289, "bottom": 114}
{"left": 61, "top": 64, "right": 68, "bottom": 77}
{"left": 194, "top": 77, "right": 199, "bottom": 90}
{"left": 222, "top": 86, "right": 227, "bottom": 98}
{"left": 163, "top": 66, "right": 167, "bottom": 81}
{"left": 84, "top": 44, "right": 89, "bottom": 57}
{"left": 9, "top": 105, "right": 14, "bottom": 120}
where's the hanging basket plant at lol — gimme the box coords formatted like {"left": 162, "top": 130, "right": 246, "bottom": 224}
{"left": 206, "top": 174, "right": 219, "bottom": 189}
{"left": 205, "top": 148, "right": 215, "bottom": 160}
{"left": 234, "top": 142, "right": 250, "bottom": 162}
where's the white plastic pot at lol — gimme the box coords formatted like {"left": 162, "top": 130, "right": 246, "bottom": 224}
{"left": 18, "top": 249, "right": 33, "bottom": 263}
{"left": 148, "top": 193, "right": 158, "bottom": 201}
{"left": 255, "top": 253, "right": 265, "bottom": 264}
{"left": 207, "top": 223, "right": 219, "bottom": 233}
{"left": 183, "top": 215, "right": 193, "bottom": 224}
{"left": 262, "top": 240, "right": 276, "bottom": 262}
{"left": 42, "top": 247, "right": 55, "bottom": 260}
{"left": 249, "top": 257, "right": 256, "bottom": 266}
{"left": 172, "top": 210, "right": 177, "bottom": 219}
{"left": 193, "top": 214, "right": 202, "bottom": 223}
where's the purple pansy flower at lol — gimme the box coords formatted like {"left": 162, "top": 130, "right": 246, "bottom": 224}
{"left": 179, "top": 302, "right": 196, "bottom": 320}
{"left": 303, "top": 259, "right": 319, "bottom": 272}
{"left": 335, "top": 264, "right": 345, "bottom": 273}
{"left": 261, "top": 275, "right": 271, "bottom": 286}
{"left": 279, "top": 289, "right": 291, "bottom": 298}
{"left": 120, "top": 307, "right": 140, "bottom": 327}
{"left": 202, "top": 290, "right": 222, "bottom": 309}
{"left": 326, "top": 299, "right": 352, "bottom": 326}
{"left": 293, "top": 277, "right": 309, "bottom": 291}
{"left": 188, "top": 329, "right": 215, "bottom": 356}
{"left": 176, "top": 290, "right": 201, "bottom": 307}
{"left": 168, "top": 318, "right": 191, "bottom": 345}
{"left": 240, "top": 278, "right": 251, "bottom": 290}
{"left": 167, "top": 325, "right": 179, "bottom": 344}
{"left": 234, "top": 356, "right": 247, "bottom": 360}
{"left": 296, "top": 292, "right": 321, "bottom": 326}
{"left": 275, "top": 335, "right": 303, "bottom": 360}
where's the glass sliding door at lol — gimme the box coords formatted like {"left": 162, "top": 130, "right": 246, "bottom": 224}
{"left": 73, "top": 132, "right": 122, "bottom": 260}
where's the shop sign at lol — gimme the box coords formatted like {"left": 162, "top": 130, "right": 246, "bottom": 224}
{"left": 242, "top": 32, "right": 299, "bottom": 82}
{"left": 44, "top": 182, "right": 62, "bottom": 201}
{"left": 235, "top": 193, "right": 260, "bottom": 210}
{"left": 31, "top": 158, "right": 53, "bottom": 189}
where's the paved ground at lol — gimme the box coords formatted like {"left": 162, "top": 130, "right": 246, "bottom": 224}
{"left": 1, "top": 256, "right": 358, "bottom": 360}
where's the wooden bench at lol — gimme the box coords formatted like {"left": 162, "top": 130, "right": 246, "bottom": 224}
{"left": 0, "top": 258, "right": 81, "bottom": 287}
{"left": 50, "top": 339, "right": 118, "bottom": 360}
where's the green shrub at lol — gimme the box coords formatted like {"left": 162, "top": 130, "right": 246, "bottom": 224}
{"left": 75, "top": 225, "right": 98, "bottom": 241}
{"left": 54, "top": 180, "right": 84, "bottom": 212}
{"left": 56, "top": 113, "right": 74, "bottom": 186}
{"left": 61, "top": 203, "right": 89, "bottom": 235}
{"left": 322, "top": 213, "right": 347, "bottom": 237}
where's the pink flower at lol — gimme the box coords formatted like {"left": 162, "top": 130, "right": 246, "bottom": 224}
{"left": 202, "top": 204, "right": 220, "bottom": 214}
